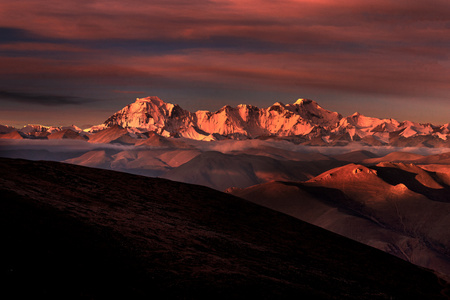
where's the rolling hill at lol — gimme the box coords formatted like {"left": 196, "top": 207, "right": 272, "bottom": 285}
{"left": 230, "top": 162, "right": 450, "bottom": 278}
{"left": 1, "top": 157, "right": 448, "bottom": 299}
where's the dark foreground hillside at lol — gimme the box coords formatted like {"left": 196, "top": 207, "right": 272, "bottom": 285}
{"left": 0, "top": 158, "right": 448, "bottom": 299}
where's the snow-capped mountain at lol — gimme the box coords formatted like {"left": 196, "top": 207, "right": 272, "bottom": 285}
{"left": 95, "top": 96, "right": 448, "bottom": 146}
{"left": 195, "top": 99, "right": 341, "bottom": 138}
{"left": 0, "top": 124, "right": 16, "bottom": 134}
{"left": 102, "top": 96, "right": 342, "bottom": 140}
{"left": 103, "top": 96, "right": 196, "bottom": 137}
{"left": 0, "top": 124, "right": 85, "bottom": 139}
{"left": 20, "top": 124, "right": 83, "bottom": 135}
{"left": 2, "top": 96, "right": 449, "bottom": 147}
{"left": 329, "top": 113, "right": 439, "bottom": 144}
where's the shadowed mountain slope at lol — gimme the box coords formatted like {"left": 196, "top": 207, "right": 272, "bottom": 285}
{"left": 363, "top": 151, "right": 426, "bottom": 164}
{"left": 47, "top": 129, "right": 87, "bottom": 140}
{"left": 64, "top": 148, "right": 202, "bottom": 177}
{"left": 162, "top": 151, "right": 347, "bottom": 191}
{"left": 1, "top": 158, "right": 448, "bottom": 299}
{"left": 231, "top": 163, "right": 450, "bottom": 277}
{"left": 330, "top": 150, "right": 379, "bottom": 163}
{"left": 87, "top": 125, "right": 137, "bottom": 144}
{"left": 0, "top": 130, "right": 27, "bottom": 139}
{"left": 135, "top": 131, "right": 194, "bottom": 148}
{"left": 228, "top": 145, "right": 331, "bottom": 161}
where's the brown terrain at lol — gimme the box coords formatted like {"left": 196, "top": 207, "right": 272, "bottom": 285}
{"left": 2, "top": 157, "right": 449, "bottom": 299}
{"left": 160, "top": 151, "right": 349, "bottom": 191}
{"left": 231, "top": 161, "right": 450, "bottom": 278}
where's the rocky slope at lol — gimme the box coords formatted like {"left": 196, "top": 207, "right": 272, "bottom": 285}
{"left": 230, "top": 162, "right": 450, "bottom": 278}
{"left": 1, "top": 157, "right": 448, "bottom": 299}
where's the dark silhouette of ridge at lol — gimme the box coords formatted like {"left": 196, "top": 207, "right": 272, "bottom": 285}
{"left": 1, "top": 158, "right": 448, "bottom": 299}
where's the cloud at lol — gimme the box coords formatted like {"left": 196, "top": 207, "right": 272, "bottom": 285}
{"left": 2, "top": 1, "right": 449, "bottom": 44}
{"left": 2, "top": 138, "right": 448, "bottom": 162}
{"left": 0, "top": 90, "right": 96, "bottom": 106}
{"left": 1, "top": 0, "right": 450, "bottom": 124}
{"left": 0, "top": 56, "right": 152, "bottom": 80}
{"left": 184, "top": 138, "right": 450, "bottom": 157}
{"left": 113, "top": 90, "right": 146, "bottom": 94}
{"left": 121, "top": 49, "right": 450, "bottom": 99}
{"left": 0, "top": 138, "right": 141, "bottom": 152}
{"left": 0, "top": 27, "right": 38, "bottom": 42}
{"left": 0, "top": 42, "right": 91, "bottom": 52}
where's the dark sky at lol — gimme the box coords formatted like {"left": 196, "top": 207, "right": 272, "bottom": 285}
{"left": 1, "top": 0, "right": 449, "bottom": 127}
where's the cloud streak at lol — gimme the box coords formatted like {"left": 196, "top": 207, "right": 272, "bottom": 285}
{"left": 185, "top": 138, "right": 450, "bottom": 157}
{"left": 2, "top": 139, "right": 447, "bottom": 162}
{"left": 0, "top": 90, "right": 96, "bottom": 106}
{"left": 0, "top": 0, "right": 450, "bottom": 125}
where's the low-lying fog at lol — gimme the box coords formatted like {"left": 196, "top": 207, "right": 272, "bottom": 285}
{"left": 1, "top": 138, "right": 448, "bottom": 161}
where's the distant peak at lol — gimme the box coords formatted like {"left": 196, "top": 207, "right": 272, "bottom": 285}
{"left": 135, "top": 96, "right": 164, "bottom": 103}
{"left": 294, "top": 98, "right": 313, "bottom": 105}
{"left": 237, "top": 104, "right": 259, "bottom": 111}
{"left": 352, "top": 112, "right": 361, "bottom": 117}
{"left": 24, "top": 124, "right": 49, "bottom": 127}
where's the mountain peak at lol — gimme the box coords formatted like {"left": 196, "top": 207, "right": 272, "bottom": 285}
{"left": 99, "top": 96, "right": 345, "bottom": 139}
{"left": 294, "top": 98, "right": 313, "bottom": 105}
{"left": 135, "top": 96, "right": 165, "bottom": 105}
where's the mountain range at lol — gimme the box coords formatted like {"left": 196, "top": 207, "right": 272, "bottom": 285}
{"left": 1, "top": 96, "right": 449, "bottom": 147}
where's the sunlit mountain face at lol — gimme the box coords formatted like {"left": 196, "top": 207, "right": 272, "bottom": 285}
{"left": 2, "top": 96, "right": 449, "bottom": 146}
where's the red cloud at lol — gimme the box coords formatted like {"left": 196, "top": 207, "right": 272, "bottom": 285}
{"left": 1, "top": 0, "right": 449, "bottom": 119}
